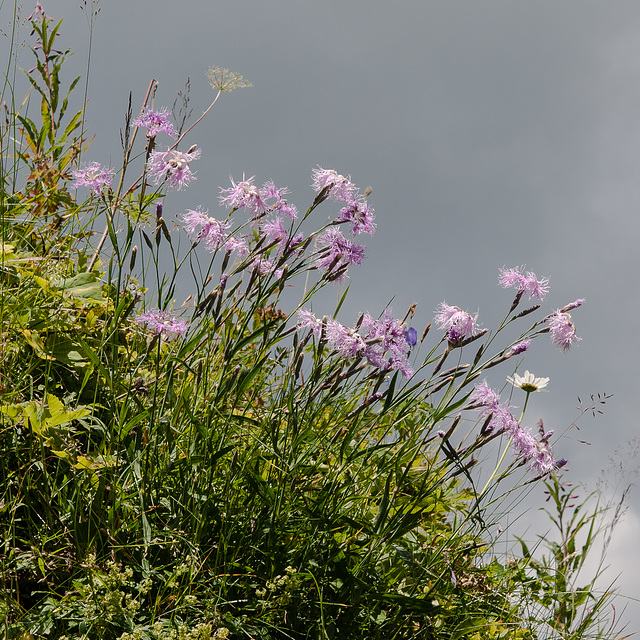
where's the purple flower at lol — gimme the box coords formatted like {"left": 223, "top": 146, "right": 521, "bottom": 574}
{"left": 219, "top": 176, "right": 298, "bottom": 220}
{"left": 498, "top": 266, "right": 549, "bottom": 300}
{"left": 469, "top": 381, "right": 517, "bottom": 432}
{"left": 262, "top": 217, "right": 304, "bottom": 254}
{"left": 510, "top": 425, "right": 565, "bottom": 476}
{"left": 561, "top": 299, "right": 585, "bottom": 313}
{"left": 148, "top": 147, "right": 201, "bottom": 190}
{"left": 219, "top": 176, "right": 267, "bottom": 217}
{"left": 296, "top": 309, "right": 413, "bottom": 377}
{"left": 337, "top": 197, "right": 376, "bottom": 236}
{"left": 132, "top": 108, "right": 177, "bottom": 138}
{"left": 311, "top": 166, "right": 358, "bottom": 202}
{"left": 224, "top": 236, "right": 250, "bottom": 259}
{"left": 547, "top": 311, "right": 581, "bottom": 352}
{"left": 251, "top": 257, "right": 283, "bottom": 280}
{"left": 72, "top": 162, "right": 114, "bottom": 196}
{"left": 326, "top": 318, "right": 367, "bottom": 359}
{"left": 181, "top": 207, "right": 230, "bottom": 251}
{"left": 434, "top": 302, "right": 479, "bottom": 344}
{"left": 469, "top": 380, "right": 500, "bottom": 408}
{"left": 470, "top": 381, "right": 566, "bottom": 475}
{"left": 135, "top": 309, "right": 189, "bottom": 337}
{"left": 509, "top": 340, "right": 531, "bottom": 356}
{"left": 262, "top": 217, "right": 287, "bottom": 242}
{"left": 297, "top": 309, "right": 323, "bottom": 337}
{"left": 316, "top": 228, "right": 366, "bottom": 281}
{"left": 260, "top": 180, "right": 298, "bottom": 220}
{"left": 404, "top": 327, "right": 418, "bottom": 347}
{"left": 360, "top": 309, "right": 414, "bottom": 377}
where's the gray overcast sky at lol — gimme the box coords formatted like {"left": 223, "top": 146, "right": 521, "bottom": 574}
{"left": 5, "top": 0, "right": 640, "bottom": 629}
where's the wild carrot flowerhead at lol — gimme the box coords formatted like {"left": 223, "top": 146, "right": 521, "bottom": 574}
{"left": 206, "top": 66, "right": 252, "bottom": 92}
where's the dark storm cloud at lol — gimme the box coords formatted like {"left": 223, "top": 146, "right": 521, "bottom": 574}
{"left": 6, "top": 0, "right": 640, "bottom": 625}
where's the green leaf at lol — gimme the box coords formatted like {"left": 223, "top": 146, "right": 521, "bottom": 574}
{"left": 54, "top": 272, "right": 105, "bottom": 302}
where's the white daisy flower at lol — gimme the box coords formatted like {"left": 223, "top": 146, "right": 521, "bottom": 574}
{"left": 507, "top": 370, "right": 549, "bottom": 393}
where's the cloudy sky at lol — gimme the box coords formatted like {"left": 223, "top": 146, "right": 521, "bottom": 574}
{"left": 5, "top": 0, "right": 640, "bottom": 629}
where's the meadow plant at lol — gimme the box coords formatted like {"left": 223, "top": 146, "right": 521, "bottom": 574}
{"left": 0, "top": 6, "right": 626, "bottom": 640}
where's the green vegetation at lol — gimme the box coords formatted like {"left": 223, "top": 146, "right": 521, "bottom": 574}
{"left": 0, "top": 8, "right": 625, "bottom": 639}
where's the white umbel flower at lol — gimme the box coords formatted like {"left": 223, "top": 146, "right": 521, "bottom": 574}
{"left": 507, "top": 370, "right": 549, "bottom": 393}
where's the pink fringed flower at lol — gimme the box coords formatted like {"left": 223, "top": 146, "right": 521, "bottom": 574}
{"left": 337, "top": 197, "right": 376, "bottom": 236}
{"left": 135, "top": 309, "right": 189, "bottom": 337}
{"left": 148, "top": 146, "right": 201, "bottom": 190}
{"left": 434, "top": 302, "right": 480, "bottom": 344}
{"left": 133, "top": 108, "right": 177, "bottom": 138}
{"left": 311, "top": 167, "right": 357, "bottom": 202}
{"left": 469, "top": 380, "right": 517, "bottom": 432}
{"left": 547, "top": 310, "right": 581, "bottom": 352}
{"left": 361, "top": 308, "right": 413, "bottom": 378}
{"left": 219, "top": 176, "right": 297, "bottom": 220}
{"left": 315, "top": 228, "right": 366, "bottom": 282}
{"left": 511, "top": 423, "right": 567, "bottom": 476}
{"left": 296, "top": 308, "right": 413, "bottom": 378}
{"left": 498, "top": 265, "right": 549, "bottom": 300}
{"left": 72, "top": 162, "right": 114, "bottom": 196}
{"left": 181, "top": 207, "right": 230, "bottom": 251}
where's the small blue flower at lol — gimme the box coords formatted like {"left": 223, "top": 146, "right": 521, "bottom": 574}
{"left": 404, "top": 327, "right": 418, "bottom": 347}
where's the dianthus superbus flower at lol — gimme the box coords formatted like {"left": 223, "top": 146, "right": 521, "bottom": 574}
{"left": 311, "top": 167, "right": 357, "bottom": 202}
{"left": 72, "top": 162, "right": 114, "bottom": 196}
{"left": 511, "top": 424, "right": 566, "bottom": 476}
{"left": 251, "top": 257, "right": 283, "bottom": 280}
{"left": 224, "top": 236, "right": 250, "bottom": 259}
{"left": 434, "top": 302, "right": 479, "bottom": 344}
{"left": 181, "top": 207, "right": 230, "bottom": 251}
{"left": 547, "top": 311, "right": 581, "bottom": 352}
{"left": 469, "top": 380, "right": 517, "bottom": 432}
{"left": 219, "top": 176, "right": 267, "bottom": 217}
{"left": 133, "top": 108, "right": 177, "bottom": 138}
{"left": 470, "top": 381, "right": 566, "bottom": 474}
{"left": 498, "top": 265, "right": 549, "bottom": 300}
{"left": 297, "top": 309, "right": 323, "bottom": 337}
{"left": 296, "top": 309, "right": 413, "bottom": 377}
{"left": 337, "top": 197, "right": 376, "bottom": 236}
{"left": 509, "top": 340, "right": 530, "bottom": 356}
{"left": 316, "top": 228, "right": 366, "bottom": 281}
{"left": 361, "top": 309, "right": 414, "bottom": 378}
{"left": 148, "top": 147, "right": 201, "bottom": 190}
{"left": 219, "top": 177, "right": 297, "bottom": 220}
{"left": 135, "top": 309, "right": 189, "bottom": 337}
